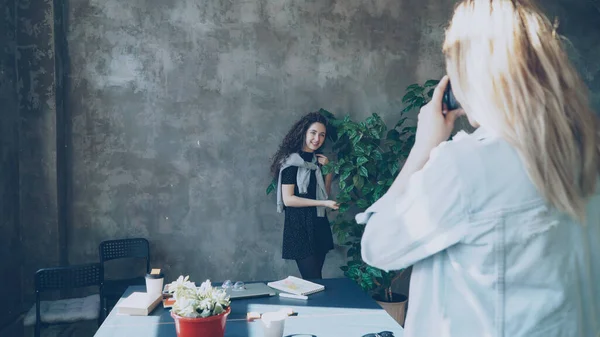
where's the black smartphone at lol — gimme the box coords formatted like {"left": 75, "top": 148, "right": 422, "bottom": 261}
{"left": 443, "top": 81, "right": 461, "bottom": 111}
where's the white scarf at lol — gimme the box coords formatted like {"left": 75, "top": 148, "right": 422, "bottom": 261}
{"left": 276, "top": 153, "right": 328, "bottom": 217}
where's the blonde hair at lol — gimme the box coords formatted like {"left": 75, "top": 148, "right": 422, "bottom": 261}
{"left": 443, "top": 0, "right": 600, "bottom": 222}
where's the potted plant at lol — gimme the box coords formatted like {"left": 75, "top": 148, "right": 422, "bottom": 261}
{"left": 167, "top": 276, "right": 231, "bottom": 337}
{"left": 322, "top": 80, "right": 439, "bottom": 326}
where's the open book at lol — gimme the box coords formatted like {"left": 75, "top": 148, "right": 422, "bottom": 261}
{"left": 267, "top": 276, "right": 325, "bottom": 296}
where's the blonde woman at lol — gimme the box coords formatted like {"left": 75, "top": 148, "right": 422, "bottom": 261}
{"left": 358, "top": 1, "right": 600, "bottom": 336}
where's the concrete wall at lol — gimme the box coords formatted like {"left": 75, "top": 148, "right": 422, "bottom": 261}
{"left": 65, "top": 0, "right": 457, "bottom": 283}
{"left": 0, "top": 0, "right": 22, "bottom": 330}
{"left": 6, "top": 0, "right": 598, "bottom": 307}
{"left": 64, "top": 0, "right": 600, "bottom": 286}
{"left": 17, "top": 0, "right": 64, "bottom": 305}
{"left": 545, "top": 0, "right": 600, "bottom": 110}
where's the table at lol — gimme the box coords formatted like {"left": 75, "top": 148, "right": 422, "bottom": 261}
{"left": 95, "top": 277, "right": 404, "bottom": 337}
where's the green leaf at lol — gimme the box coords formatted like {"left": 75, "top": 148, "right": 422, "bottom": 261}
{"left": 336, "top": 193, "right": 351, "bottom": 203}
{"left": 340, "top": 170, "right": 352, "bottom": 182}
{"left": 372, "top": 150, "right": 383, "bottom": 161}
{"left": 362, "top": 277, "right": 375, "bottom": 290}
{"left": 348, "top": 260, "right": 362, "bottom": 267}
{"left": 402, "top": 91, "right": 416, "bottom": 103}
{"left": 356, "top": 156, "right": 368, "bottom": 166}
{"left": 355, "top": 143, "right": 366, "bottom": 154}
{"left": 356, "top": 199, "right": 370, "bottom": 209}
{"left": 427, "top": 88, "right": 435, "bottom": 98}
{"left": 359, "top": 166, "right": 369, "bottom": 178}
{"left": 347, "top": 247, "right": 356, "bottom": 257}
{"left": 266, "top": 180, "right": 276, "bottom": 195}
{"left": 386, "top": 129, "right": 400, "bottom": 140}
{"left": 347, "top": 267, "right": 360, "bottom": 279}
{"left": 353, "top": 175, "right": 364, "bottom": 190}
{"left": 394, "top": 117, "right": 407, "bottom": 128}
{"left": 339, "top": 203, "right": 350, "bottom": 213}
{"left": 369, "top": 128, "right": 381, "bottom": 139}
{"left": 367, "top": 266, "right": 383, "bottom": 278}
{"left": 424, "top": 79, "right": 440, "bottom": 87}
{"left": 390, "top": 161, "right": 400, "bottom": 175}
{"left": 351, "top": 133, "right": 363, "bottom": 146}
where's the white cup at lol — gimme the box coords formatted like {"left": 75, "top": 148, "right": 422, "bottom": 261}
{"left": 145, "top": 273, "right": 164, "bottom": 299}
{"left": 260, "top": 311, "right": 287, "bottom": 337}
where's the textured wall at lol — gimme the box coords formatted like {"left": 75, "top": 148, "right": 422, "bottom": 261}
{"left": 17, "top": 0, "right": 61, "bottom": 303}
{"left": 64, "top": 0, "right": 600, "bottom": 285}
{"left": 545, "top": 0, "right": 600, "bottom": 111}
{"left": 0, "top": 0, "right": 22, "bottom": 329}
{"left": 65, "top": 0, "right": 455, "bottom": 282}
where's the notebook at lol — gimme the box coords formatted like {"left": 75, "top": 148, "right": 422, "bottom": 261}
{"left": 117, "top": 292, "right": 162, "bottom": 316}
{"left": 225, "top": 282, "right": 277, "bottom": 300}
{"left": 267, "top": 276, "right": 325, "bottom": 296}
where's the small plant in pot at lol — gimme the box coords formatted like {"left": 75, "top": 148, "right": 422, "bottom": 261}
{"left": 167, "top": 276, "right": 231, "bottom": 337}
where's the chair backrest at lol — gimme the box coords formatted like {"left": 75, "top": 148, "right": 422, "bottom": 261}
{"left": 34, "top": 263, "right": 104, "bottom": 337}
{"left": 98, "top": 238, "right": 150, "bottom": 273}
{"left": 35, "top": 263, "right": 103, "bottom": 293}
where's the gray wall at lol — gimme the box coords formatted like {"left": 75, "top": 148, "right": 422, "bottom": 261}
{"left": 6, "top": 0, "right": 598, "bottom": 309}
{"left": 546, "top": 0, "right": 600, "bottom": 109}
{"left": 0, "top": 0, "right": 21, "bottom": 330}
{"left": 0, "top": 0, "right": 63, "bottom": 318}
{"left": 65, "top": 0, "right": 457, "bottom": 283}
{"left": 17, "top": 0, "right": 63, "bottom": 305}
{"left": 64, "top": 0, "right": 600, "bottom": 285}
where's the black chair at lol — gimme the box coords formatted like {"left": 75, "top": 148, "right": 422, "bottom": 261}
{"left": 99, "top": 238, "right": 150, "bottom": 318}
{"left": 32, "top": 263, "right": 103, "bottom": 337}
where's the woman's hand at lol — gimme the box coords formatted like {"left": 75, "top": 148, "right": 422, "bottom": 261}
{"left": 322, "top": 200, "right": 339, "bottom": 210}
{"left": 414, "top": 75, "right": 464, "bottom": 154}
{"left": 316, "top": 154, "right": 329, "bottom": 166}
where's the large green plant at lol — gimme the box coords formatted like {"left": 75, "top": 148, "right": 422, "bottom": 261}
{"left": 323, "top": 80, "right": 439, "bottom": 301}
{"left": 266, "top": 80, "right": 439, "bottom": 301}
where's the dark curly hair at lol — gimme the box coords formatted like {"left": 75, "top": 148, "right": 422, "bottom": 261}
{"left": 270, "top": 111, "right": 328, "bottom": 178}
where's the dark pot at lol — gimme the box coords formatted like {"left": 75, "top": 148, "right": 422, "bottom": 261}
{"left": 372, "top": 292, "right": 407, "bottom": 303}
{"left": 373, "top": 292, "right": 407, "bottom": 327}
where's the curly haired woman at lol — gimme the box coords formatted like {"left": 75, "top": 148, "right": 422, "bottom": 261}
{"left": 270, "top": 112, "right": 339, "bottom": 280}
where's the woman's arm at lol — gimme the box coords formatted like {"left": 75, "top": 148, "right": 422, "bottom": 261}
{"left": 359, "top": 144, "right": 468, "bottom": 271}
{"left": 281, "top": 184, "right": 326, "bottom": 207}
{"left": 359, "top": 76, "right": 468, "bottom": 271}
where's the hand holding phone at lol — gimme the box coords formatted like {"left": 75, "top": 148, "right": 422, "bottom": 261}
{"left": 442, "top": 81, "right": 462, "bottom": 111}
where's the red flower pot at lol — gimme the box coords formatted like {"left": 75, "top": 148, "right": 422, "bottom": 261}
{"left": 171, "top": 307, "right": 231, "bottom": 337}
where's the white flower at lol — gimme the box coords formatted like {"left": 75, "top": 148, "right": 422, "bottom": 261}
{"left": 169, "top": 276, "right": 231, "bottom": 318}
{"left": 198, "top": 279, "right": 212, "bottom": 294}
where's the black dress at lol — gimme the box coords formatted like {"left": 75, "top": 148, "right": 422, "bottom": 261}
{"left": 281, "top": 151, "right": 334, "bottom": 260}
